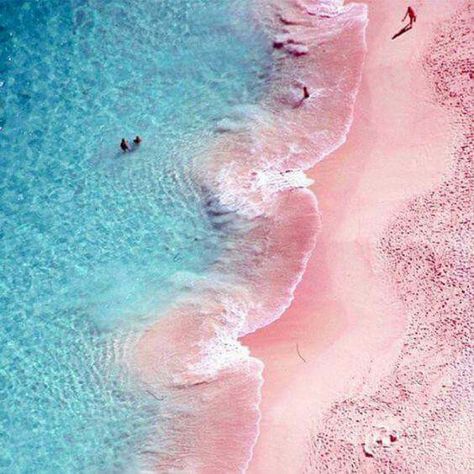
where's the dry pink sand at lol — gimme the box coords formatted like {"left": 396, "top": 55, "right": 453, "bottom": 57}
{"left": 244, "top": 0, "right": 472, "bottom": 472}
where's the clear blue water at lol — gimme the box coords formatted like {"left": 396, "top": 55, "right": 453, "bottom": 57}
{"left": 0, "top": 0, "right": 270, "bottom": 471}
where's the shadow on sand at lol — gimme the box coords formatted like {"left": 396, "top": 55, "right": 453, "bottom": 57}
{"left": 392, "top": 24, "right": 413, "bottom": 40}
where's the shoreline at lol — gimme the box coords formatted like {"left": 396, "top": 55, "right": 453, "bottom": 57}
{"left": 244, "top": 0, "right": 471, "bottom": 471}
{"left": 131, "top": 1, "right": 368, "bottom": 471}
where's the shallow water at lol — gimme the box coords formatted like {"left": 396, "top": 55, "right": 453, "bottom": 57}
{"left": 0, "top": 0, "right": 271, "bottom": 471}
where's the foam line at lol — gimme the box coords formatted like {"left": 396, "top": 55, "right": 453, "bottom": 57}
{"left": 129, "top": 1, "right": 368, "bottom": 471}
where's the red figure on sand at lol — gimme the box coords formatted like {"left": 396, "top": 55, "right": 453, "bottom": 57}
{"left": 392, "top": 6, "right": 417, "bottom": 40}
{"left": 403, "top": 6, "right": 417, "bottom": 27}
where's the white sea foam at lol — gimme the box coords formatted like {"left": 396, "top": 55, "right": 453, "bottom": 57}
{"left": 133, "top": 1, "right": 369, "bottom": 471}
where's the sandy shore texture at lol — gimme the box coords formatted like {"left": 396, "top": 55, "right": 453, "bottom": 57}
{"left": 244, "top": 0, "right": 473, "bottom": 472}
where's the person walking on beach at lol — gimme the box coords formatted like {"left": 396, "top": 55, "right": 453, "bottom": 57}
{"left": 120, "top": 138, "right": 131, "bottom": 152}
{"left": 402, "top": 6, "right": 417, "bottom": 27}
{"left": 392, "top": 6, "right": 417, "bottom": 40}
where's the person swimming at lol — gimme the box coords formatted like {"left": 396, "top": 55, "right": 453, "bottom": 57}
{"left": 133, "top": 136, "right": 142, "bottom": 145}
{"left": 120, "top": 138, "right": 131, "bottom": 152}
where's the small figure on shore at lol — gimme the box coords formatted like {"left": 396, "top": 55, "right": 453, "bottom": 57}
{"left": 294, "top": 85, "right": 311, "bottom": 108}
{"left": 120, "top": 138, "right": 131, "bottom": 152}
{"left": 392, "top": 6, "right": 416, "bottom": 40}
{"left": 133, "top": 136, "right": 142, "bottom": 145}
{"left": 402, "top": 6, "right": 417, "bottom": 27}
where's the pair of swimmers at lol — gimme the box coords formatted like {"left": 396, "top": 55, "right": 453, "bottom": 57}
{"left": 120, "top": 136, "right": 141, "bottom": 152}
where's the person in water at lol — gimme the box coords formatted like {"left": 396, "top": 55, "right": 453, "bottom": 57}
{"left": 133, "top": 136, "right": 142, "bottom": 145}
{"left": 402, "top": 6, "right": 416, "bottom": 27}
{"left": 294, "top": 86, "right": 310, "bottom": 108}
{"left": 120, "top": 138, "right": 131, "bottom": 152}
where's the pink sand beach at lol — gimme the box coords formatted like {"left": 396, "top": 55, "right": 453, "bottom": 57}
{"left": 244, "top": 0, "right": 473, "bottom": 472}
{"left": 130, "top": 0, "right": 473, "bottom": 471}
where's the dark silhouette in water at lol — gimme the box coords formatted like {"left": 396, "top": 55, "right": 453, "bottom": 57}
{"left": 120, "top": 136, "right": 142, "bottom": 153}
{"left": 392, "top": 6, "right": 417, "bottom": 40}
{"left": 295, "top": 86, "right": 311, "bottom": 108}
{"left": 120, "top": 138, "right": 131, "bottom": 152}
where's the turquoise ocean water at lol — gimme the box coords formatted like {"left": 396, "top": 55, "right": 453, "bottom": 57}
{"left": 0, "top": 0, "right": 270, "bottom": 471}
